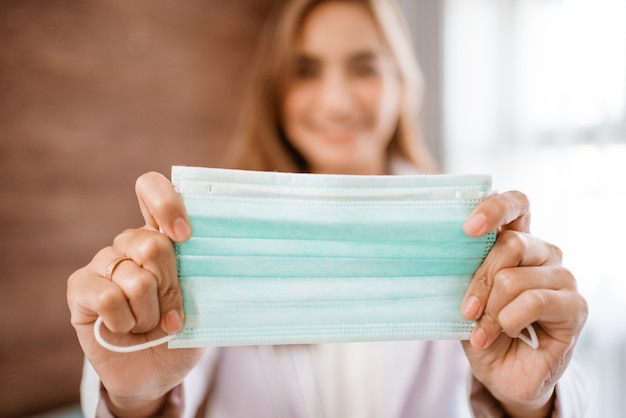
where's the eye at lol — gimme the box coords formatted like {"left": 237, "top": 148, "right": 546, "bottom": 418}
{"left": 350, "top": 55, "right": 379, "bottom": 77}
{"left": 294, "top": 57, "right": 320, "bottom": 80}
{"left": 353, "top": 62, "right": 378, "bottom": 77}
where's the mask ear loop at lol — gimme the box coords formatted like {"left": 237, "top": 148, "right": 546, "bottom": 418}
{"left": 518, "top": 324, "right": 539, "bottom": 349}
{"left": 93, "top": 316, "right": 179, "bottom": 353}
{"left": 95, "top": 318, "right": 538, "bottom": 352}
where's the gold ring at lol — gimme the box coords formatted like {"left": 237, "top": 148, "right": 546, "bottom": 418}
{"left": 105, "top": 256, "right": 133, "bottom": 280}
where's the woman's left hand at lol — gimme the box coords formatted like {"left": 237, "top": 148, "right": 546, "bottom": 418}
{"left": 461, "top": 191, "right": 588, "bottom": 418}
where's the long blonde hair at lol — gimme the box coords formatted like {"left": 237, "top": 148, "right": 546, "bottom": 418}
{"left": 223, "top": 0, "right": 437, "bottom": 173}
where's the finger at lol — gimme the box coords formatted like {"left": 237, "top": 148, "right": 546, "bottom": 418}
{"left": 498, "top": 289, "right": 557, "bottom": 339}
{"left": 498, "top": 278, "right": 586, "bottom": 342}
{"left": 474, "top": 265, "right": 571, "bottom": 348}
{"left": 461, "top": 231, "right": 564, "bottom": 349}
{"left": 68, "top": 265, "right": 170, "bottom": 363}
{"left": 108, "top": 258, "right": 160, "bottom": 334}
{"left": 463, "top": 191, "right": 531, "bottom": 237}
{"left": 461, "top": 230, "right": 562, "bottom": 321}
{"left": 67, "top": 264, "right": 136, "bottom": 333}
{"left": 135, "top": 171, "right": 192, "bottom": 242}
{"left": 117, "top": 229, "right": 185, "bottom": 334}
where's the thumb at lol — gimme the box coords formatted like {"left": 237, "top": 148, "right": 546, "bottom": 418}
{"left": 159, "top": 283, "right": 185, "bottom": 334}
{"left": 135, "top": 171, "right": 193, "bottom": 243}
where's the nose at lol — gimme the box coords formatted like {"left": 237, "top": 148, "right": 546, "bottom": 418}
{"left": 316, "top": 69, "right": 355, "bottom": 119}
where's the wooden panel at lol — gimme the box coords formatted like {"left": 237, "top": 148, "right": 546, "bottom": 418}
{"left": 0, "top": 0, "right": 280, "bottom": 415}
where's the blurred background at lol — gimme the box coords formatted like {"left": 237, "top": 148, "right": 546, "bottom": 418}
{"left": 436, "top": 1, "right": 626, "bottom": 417}
{"left": 1, "top": 0, "right": 624, "bottom": 417}
{"left": 0, "top": 0, "right": 282, "bottom": 416}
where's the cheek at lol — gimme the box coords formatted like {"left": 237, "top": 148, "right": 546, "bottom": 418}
{"left": 376, "top": 77, "right": 402, "bottom": 131}
{"left": 357, "top": 77, "right": 401, "bottom": 132}
{"left": 282, "top": 86, "right": 308, "bottom": 132}
{"left": 354, "top": 78, "right": 383, "bottom": 111}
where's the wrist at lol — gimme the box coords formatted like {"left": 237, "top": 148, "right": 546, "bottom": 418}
{"left": 104, "top": 388, "right": 169, "bottom": 418}
{"left": 500, "top": 388, "right": 556, "bottom": 418}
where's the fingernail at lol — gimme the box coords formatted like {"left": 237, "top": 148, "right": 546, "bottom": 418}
{"left": 471, "top": 328, "right": 487, "bottom": 349}
{"left": 462, "top": 295, "right": 481, "bottom": 320}
{"left": 464, "top": 213, "right": 486, "bottom": 236}
{"left": 164, "top": 309, "right": 183, "bottom": 333}
{"left": 173, "top": 218, "right": 192, "bottom": 241}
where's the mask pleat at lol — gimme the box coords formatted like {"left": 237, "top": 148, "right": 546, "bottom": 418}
{"left": 185, "top": 214, "right": 484, "bottom": 243}
{"left": 177, "top": 256, "right": 485, "bottom": 278}
{"left": 170, "top": 167, "right": 495, "bottom": 348}
{"left": 176, "top": 236, "right": 493, "bottom": 258}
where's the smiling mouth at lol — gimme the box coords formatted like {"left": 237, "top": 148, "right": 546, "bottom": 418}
{"left": 320, "top": 132, "right": 355, "bottom": 143}
{"left": 316, "top": 126, "right": 360, "bottom": 143}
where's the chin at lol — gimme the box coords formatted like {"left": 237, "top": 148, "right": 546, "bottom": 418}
{"left": 312, "top": 159, "right": 372, "bottom": 175}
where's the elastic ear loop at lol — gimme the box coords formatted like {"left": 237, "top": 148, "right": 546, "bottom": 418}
{"left": 94, "top": 316, "right": 179, "bottom": 353}
{"left": 519, "top": 324, "right": 539, "bottom": 349}
{"left": 94, "top": 317, "right": 538, "bottom": 353}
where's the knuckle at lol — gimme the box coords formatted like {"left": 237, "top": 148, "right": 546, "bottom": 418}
{"left": 499, "top": 190, "right": 530, "bottom": 215}
{"left": 558, "top": 265, "right": 575, "bottom": 285}
{"left": 96, "top": 287, "right": 125, "bottom": 314}
{"left": 67, "top": 267, "right": 83, "bottom": 289}
{"left": 124, "top": 271, "right": 156, "bottom": 300}
{"left": 523, "top": 289, "right": 546, "bottom": 313}
{"left": 487, "top": 196, "right": 508, "bottom": 218}
{"left": 548, "top": 265, "right": 576, "bottom": 290}
{"left": 511, "top": 190, "right": 530, "bottom": 208}
{"left": 578, "top": 296, "right": 590, "bottom": 325}
{"left": 549, "top": 242, "right": 564, "bottom": 262}
{"left": 493, "top": 269, "right": 517, "bottom": 296}
{"left": 66, "top": 267, "right": 89, "bottom": 308}
{"left": 112, "top": 229, "right": 138, "bottom": 249}
{"left": 499, "top": 230, "right": 527, "bottom": 257}
{"left": 90, "top": 246, "right": 117, "bottom": 271}
{"left": 134, "top": 234, "right": 173, "bottom": 265}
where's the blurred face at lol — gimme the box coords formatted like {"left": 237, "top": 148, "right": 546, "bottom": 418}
{"left": 282, "top": 1, "right": 401, "bottom": 175}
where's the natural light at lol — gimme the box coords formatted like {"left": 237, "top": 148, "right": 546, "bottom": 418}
{"left": 443, "top": 0, "right": 626, "bottom": 416}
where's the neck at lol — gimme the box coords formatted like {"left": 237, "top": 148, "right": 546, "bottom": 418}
{"left": 310, "top": 158, "right": 388, "bottom": 176}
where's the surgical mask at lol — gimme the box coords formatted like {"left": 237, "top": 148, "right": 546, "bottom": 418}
{"left": 94, "top": 166, "right": 538, "bottom": 352}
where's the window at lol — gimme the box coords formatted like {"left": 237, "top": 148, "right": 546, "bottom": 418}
{"left": 442, "top": 1, "right": 626, "bottom": 415}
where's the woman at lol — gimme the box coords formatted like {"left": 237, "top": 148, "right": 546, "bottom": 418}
{"left": 223, "top": 0, "right": 437, "bottom": 176}
{"left": 68, "top": 0, "right": 588, "bottom": 416}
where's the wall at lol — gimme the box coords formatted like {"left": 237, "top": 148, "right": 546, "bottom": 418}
{"left": 0, "top": 1, "right": 279, "bottom": 416}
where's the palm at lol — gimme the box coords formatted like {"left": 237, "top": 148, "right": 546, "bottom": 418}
{"left": 77, "top": 324, "right": 205, "bottom": 400}
{"left": 462, "top": 328, "right": 571, "bottom": 404}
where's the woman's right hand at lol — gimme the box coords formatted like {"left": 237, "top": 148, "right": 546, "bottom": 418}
{"left": 67, "top": 172, "right": 205, "bottom": 417}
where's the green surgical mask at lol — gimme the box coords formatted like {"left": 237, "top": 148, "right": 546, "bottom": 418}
{"left": 94, "top": 166, "right": 538, "bottom": 352}
{"left": 169, "top": 166, "right": 495, "bottom": 348}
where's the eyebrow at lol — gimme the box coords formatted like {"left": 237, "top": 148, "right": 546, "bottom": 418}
{"left": 349, "top": 51, "right": 378, "bottom": 62}
{"left": 295, "top": 54, "right": 318, "bottom": 63}
{"left": 295, "top": 50, "right": 380, "bottom": 64}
